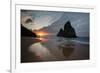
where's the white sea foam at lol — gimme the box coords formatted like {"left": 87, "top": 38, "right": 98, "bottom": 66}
{"left": 71, "top": 40, "right": 89, "bottom": 45}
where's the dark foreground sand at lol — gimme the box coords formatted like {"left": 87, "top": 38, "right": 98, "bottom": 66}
{"left": 21, "top": 37, "right": 89, "bottom": 63}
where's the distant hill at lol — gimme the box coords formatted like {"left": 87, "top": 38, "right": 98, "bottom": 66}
{"left": 21, "top": 25, "right": 37, "bottom": 37}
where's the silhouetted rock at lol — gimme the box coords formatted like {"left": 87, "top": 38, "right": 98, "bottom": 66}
{"left": 21, "top": 25, "right": 37, "bottom": 37}
{"left": 57, "top": 28, "right": 64, "bottom": 36}
{"left": 57, "top": 21, "right": 77, "bottom": 38}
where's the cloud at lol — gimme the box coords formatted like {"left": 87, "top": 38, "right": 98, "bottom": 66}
{"left": 21, "top": 10, "right": 89, "bottom": 37}
{"left": 21, "top": 10, "right": 63, "bottom": 30}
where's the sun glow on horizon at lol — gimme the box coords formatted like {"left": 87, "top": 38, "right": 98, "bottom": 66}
{"left": 33, "top": 30, "right": 52, "bottom": 37}
{"left": 37, "top": 32, "right": 45, "bottom": 37}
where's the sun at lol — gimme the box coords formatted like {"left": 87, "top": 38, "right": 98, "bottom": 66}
{"left": 33, "top": 30, "right": 52, "bottom": 38}
{"left": 34, "top": 31, "right": 48, "bottom": 37}
{"left": 37, "top": 32, "right": 45, "bottom": 37}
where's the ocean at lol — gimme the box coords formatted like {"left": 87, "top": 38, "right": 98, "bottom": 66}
{"left": 42, "top": 36, "right": 89, "bottom": 44}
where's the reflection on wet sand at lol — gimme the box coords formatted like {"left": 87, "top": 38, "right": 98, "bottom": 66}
{"left": 21, "top": 37, "right": 89, "bottom": 63}
{"left": 21, "top": 37, "right": 41, "bottom": 62}
{"left": 58, "top": 42, "right": 75, "bottom": 58}
{"left": 29, "top": 42, "right": 57, "bottom": 61}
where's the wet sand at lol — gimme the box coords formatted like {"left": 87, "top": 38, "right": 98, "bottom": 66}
{"left": 21, "top": 37, "right": 89, "bottom": 63}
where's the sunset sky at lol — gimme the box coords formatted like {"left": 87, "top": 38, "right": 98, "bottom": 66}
{"left": 21, "top": 10, "right": 89, "bottom": 37}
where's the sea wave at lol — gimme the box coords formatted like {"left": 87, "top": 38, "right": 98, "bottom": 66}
{"left": 71, "top": 40, "right": 89, "bottom": 44}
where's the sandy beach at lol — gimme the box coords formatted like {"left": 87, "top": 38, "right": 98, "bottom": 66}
{"left": 21, "top": 37, "right": 89, "bottom": 63}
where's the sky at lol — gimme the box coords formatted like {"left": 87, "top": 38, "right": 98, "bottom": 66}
{"left": 21, "top": 10, "right": 89, "bottom": 37}
{"left": 21, "top": 10, "right": 63, "bottom": 30}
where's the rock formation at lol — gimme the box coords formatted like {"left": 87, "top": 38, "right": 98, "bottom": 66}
{"left": 21, "top": 25, "right": 37, "bottom": 37}
{"left": 57, "top": 21, "right": 77, "bottom": 38}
